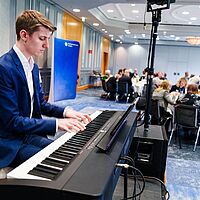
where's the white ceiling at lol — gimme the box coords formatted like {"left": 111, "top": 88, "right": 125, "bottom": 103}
{"left": 50, "top": 0, "right": 200, "bottom": 44}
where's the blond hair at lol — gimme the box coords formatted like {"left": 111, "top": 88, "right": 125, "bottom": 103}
{"left": 155, "top": 80, "right": 170, "bottom": 92}
{"left": 16, "top": 10, "right": 56, "bottom": 40}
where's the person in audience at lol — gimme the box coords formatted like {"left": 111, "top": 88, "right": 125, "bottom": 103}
{"left": 188, "top": 75, "right": 200, "bottom": 87}
{"left": 139, "top": 67, "right": 148, "bottom": 81}
{"left": 117, "top": 68, "right": 135, "bottom": 102}
{"left": 184, "top": 71, "right": 190, "bottom": 81}
{"left": 152, "top": 80, "right": 179, "bottom": 116}
{"left": 0, "top": 10, "right": 91, "bottom": 169}
{"left": 170, "top": 77, "right": 187, "bottom": 94}
{"left": 176, "top": 83, "right": 200, "bottom": 138}
{"left": 177, "top": 83, "right": 200, "bottom": 108}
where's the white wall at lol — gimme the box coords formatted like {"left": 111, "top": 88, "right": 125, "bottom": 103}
{"left": 0, "top": 0, "right": 11, "bottom": 56}
{"left": 113, "top": 42, "right": 200, "bottom": 84}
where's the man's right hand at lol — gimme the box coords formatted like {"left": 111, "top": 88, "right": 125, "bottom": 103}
{"left": 58, "top": 118, "right": 86, "bottom": 133}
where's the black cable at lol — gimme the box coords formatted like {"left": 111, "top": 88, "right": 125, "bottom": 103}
{"left": 119, "top": 165, "right": 146, "bottom": 200}
{"left": 143, "top": 175, "right": 170, "bottom": 200}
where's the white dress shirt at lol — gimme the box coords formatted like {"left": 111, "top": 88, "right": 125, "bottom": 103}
{"left": 13, "top": 44, "right": 34, "bottom": 118}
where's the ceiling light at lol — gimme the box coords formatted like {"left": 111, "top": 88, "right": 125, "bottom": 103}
{"left": 102, "top": 29, "right": 105, "bottom": 31}
{"left": 131, "top": 4, "right": 135, "bottom": 7}
{"left": 132, "top": 10, "right": 139, "bottom": 14}
{"left": 107, "top": 9, "right": 114, "bottom": 13}
{"left": 186, "top": 36, "right": 200, "bottom": 45}
{"left": 109, "top": 34, "right": 114, "bottom": 37}
{"left": 93, "top": 23, "right": 99, "bottom": 27}
{"left": 190, "top": 17, "right": 197, "bottom": 21}
{"left": 116, "top": 39, "right": 120, "bottom": 42}
{"left": 182, "top": 11, "right": 189, "bottom": 15}
{"left": 81, "top": 17, "right": 86, "bottom": 22}
{"left": 73, "top": 9, "right": 80, "bottom": 12}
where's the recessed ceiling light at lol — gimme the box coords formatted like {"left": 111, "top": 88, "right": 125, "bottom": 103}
{"left": 170, "top": 35, "right": 175, "bottom": 37}
{"left": 93, "top": 23, "right": 99, "bottom": 27}
{"left": 102, "top": 29, "right": 105, "bottom": 31}
{"left": 107, "top": 9, "right": 114, "bottom": 13}
{"left": 109, "top": 34, "right": 114, "bottom": 37}
{"left": 182, "top": 11, "right": 189, "bottom": 15}
{"left": 105, "top": 31, "right": 108, "bottom": 33}
{"left": 116, "top": 39, "right": 120, "bottom": 42}
{"left": 132, "top": 10, "right": 139, "bottom": 14}
{"left": 73, "top": 9, "right": 80, "bottom": 12}
{"left": 81, "top": 17, "right": 86, "bottom": 22}
{"left": 190, "top": 17, "right": 197, "bottom": 21}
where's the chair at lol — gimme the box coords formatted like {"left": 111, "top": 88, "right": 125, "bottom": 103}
{"left": 115, "top": 81, "right": 134, "bottom": 103}
{"left": 150, "top": 99, "right": 172, "bottom": 127}
{"left": 168, "top": 104, "right": 200, "bottom": 151}
{"left": 101, "top": 77, "right": 116, "bottom": 100}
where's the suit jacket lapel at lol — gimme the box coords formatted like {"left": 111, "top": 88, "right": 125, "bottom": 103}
{"left": 9, "top": 48, "right": 28, "bottom": 86}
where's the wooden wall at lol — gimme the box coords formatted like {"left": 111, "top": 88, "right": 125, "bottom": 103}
{"left": 101, "top": 37, "right": 110, "bottom": 75}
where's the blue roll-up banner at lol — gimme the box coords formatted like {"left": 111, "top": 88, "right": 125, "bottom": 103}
{"left": 49, "top": 37, "right": 80, "bottom": 102}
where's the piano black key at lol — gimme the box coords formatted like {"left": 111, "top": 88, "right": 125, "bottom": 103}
{"left": 56, "top": 148, "right": 77, "bottom": 156}
{"left": 41, "top": 157, "right": 69, "bottom": 169}
{"left": 59, "top": 146, "right": 80, "bottom": 153}
{"left": 65, "top": 140, "right": 85, "bottom": 147}
{"left": 28, "top": 164, "right": 61, "bottom": 180}
{"left": 50, "top": 152, "right": 74, "bottom": 161}
{"left": 62, "top": 144, "right": 82, "bottom": 151}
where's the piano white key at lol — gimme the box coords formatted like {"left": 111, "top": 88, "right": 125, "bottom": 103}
{"left": 7, "top": 110, "right": 102, "bottom": 180}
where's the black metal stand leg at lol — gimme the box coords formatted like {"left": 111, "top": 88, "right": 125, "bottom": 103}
{"left": 124, "top": 167, "right": 128, "bottom": 199}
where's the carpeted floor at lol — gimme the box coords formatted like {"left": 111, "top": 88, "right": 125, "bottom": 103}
{"left": 54, "top": 87, "right": 200, "bottom": 200}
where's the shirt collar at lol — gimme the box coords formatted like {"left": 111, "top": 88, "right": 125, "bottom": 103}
{"left": 13, "top": 44, "right": 34, "bottom": 71}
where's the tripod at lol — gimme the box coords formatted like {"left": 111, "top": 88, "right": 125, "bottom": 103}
{"left": 143, "top": 5, "right": 162, "bottom": 133}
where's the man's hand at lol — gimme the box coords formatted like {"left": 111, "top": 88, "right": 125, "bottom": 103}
{"left": 65, "top": 109, "right": 92, "bottom": 125}
{"left": 58, "top": 118, "right": 86, "bottom": 133}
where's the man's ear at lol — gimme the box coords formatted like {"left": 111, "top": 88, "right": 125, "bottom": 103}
{"left": 20, "top": 29, "right": 28, "bottom": 42}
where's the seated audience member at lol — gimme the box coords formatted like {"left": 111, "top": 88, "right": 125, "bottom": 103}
{"left": 139, "top": 67, "right": 148, "bottom": 81}
{"left": 152, "top": 80, "right": 179, "bottom": 116}
{"left": 188, "top": 75, "right": 200, "bottom": 86}
{"left": 102, "top": 69, "right": 112, "bottom": 81}
{"left": 0, "top": 10, "right": 91, "bottom": 170}
{"left": 118, "top": 69, "right": 135, "bottom": 102}
{"left": 176, "top": 84, "right": 200, "bottom": 138}
{"left": 184, "top": 71, "right": 190, "bottom": 81}
{"left": 152, "top": 71, "right": 164, "bottom": 92}
{"left": 170, "top": 77, "right": 187, "bottom": 94}
{"left": 177, "top": 83, "right": 200, "bottom": 108}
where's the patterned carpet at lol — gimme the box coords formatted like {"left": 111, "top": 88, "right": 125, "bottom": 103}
{"left": 54, "top": 87, "right": 200, "bottom": 200}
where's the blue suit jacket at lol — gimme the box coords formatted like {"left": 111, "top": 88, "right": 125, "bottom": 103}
{"left": 0, "top": 48, "right": 65, "bottom": 168}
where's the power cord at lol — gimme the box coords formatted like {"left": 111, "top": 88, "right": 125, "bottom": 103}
{"left": 115, "top": 162, "right": 145, "bottom": 200}
{"left": 116, "top": 155, "right": 170, "bottom": 200}
{"left": 143, "top": 175, "right": 170, "bottom": 200}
